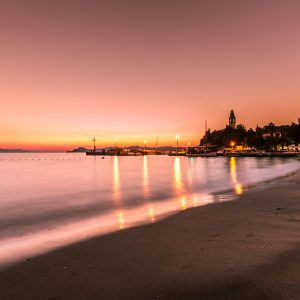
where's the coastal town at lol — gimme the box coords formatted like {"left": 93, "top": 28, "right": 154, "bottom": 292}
{"left": 3, "top": 1, "right": 300, "bottom": 299}
{"left": 83, "top": 110, "right": 300, "bottom": 157}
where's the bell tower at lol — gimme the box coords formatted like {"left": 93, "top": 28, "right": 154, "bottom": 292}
{"left": 229, "top": 110, "right": 236, "bottom": 128}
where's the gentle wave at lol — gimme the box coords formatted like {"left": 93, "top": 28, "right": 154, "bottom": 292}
{"left": 0, "top": 154, "right": 299, "bottom": 267}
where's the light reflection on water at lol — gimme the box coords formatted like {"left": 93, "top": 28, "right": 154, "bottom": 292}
{"left": 143, "top": 156, "right": 149, "bottom": 197}
{"left": 113, "top": 156, "right": 121, "bottom": 206}
{"left": 174, "top": 157, "right": 183, "bottom": 193}
{"left": 230, "top": 157, "right": 244, "bottom": 195}
{"left": 0, "top": 153, "right": 299, "bottom": 267}
{"left": 148, "top": 204, "right": 155, "bottom": 222}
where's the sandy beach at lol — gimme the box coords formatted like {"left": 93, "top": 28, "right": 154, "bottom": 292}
{"left": 1, "top": 172, "right": 300, "bottom": 300}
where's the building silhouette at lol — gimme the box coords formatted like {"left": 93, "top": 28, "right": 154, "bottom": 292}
{"left": 228, "top": 110, "right": 236, "bottom": 128}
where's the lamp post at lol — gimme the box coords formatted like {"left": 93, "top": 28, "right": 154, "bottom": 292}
{"left": 176, "top": 135, "right": 179, "bottom": 153}
{"left": 187, "top": 142, "right": 191, "bottom": 154}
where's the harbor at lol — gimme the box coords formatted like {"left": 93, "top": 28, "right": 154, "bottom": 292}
{"left": 84, "top": 111, "right": 300, "bottom": 158}
{"left": 86, "top": 145, "right": 300, "bottom": 158}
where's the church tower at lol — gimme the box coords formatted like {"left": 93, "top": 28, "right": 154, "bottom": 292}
{"left": 229, "top": 110, "right": 236, "bottom": 128}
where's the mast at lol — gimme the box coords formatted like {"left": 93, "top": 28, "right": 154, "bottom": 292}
{"left": 92, "top": 137, "right": 96, "bottom": 152}
{"left": 205, "top": 120, "right": 208, "bottom": 152}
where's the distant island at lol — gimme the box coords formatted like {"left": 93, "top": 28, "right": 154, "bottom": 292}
{"left": 0, "top": 149, "right": 33, "bottom": 153}
{"left": 67, "top": 147, "right": 90, "bottom": 153}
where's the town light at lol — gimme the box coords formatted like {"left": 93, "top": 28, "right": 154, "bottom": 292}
{"left": 230, "top": 141, "right": 235, "bottom": 151}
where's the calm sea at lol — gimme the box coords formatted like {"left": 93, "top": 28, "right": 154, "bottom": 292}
{"left": 0, "top": 153, "right": 299, "bottom": 267}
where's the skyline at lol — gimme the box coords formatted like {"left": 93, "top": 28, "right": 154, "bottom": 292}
{"left": 1, "top": 0, "right": 300, "bottom": 151}
{"left": 2, "top": 112, "right": 299, "bottom": 152}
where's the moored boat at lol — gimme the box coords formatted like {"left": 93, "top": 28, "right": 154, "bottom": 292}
{"left": 224, "top": 151, "right": 299, "bottom": 158}
{"left": 168, "top": 151, "right": 186, "bottom": 156}
{"left": 186, "top": 152, "right": 217, "bottom": 157}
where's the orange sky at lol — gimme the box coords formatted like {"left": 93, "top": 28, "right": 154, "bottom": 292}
{"left": 1, "top": 0, "right": 300, "bottom": 151}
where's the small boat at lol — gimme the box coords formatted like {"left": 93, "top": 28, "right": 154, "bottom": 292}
{"left": 217, "top": 150, "right": 225, "bottom": 156}
{"left": 224, "top": 151, "right": 299, "bottom": 158}
{"left": 168, "top": 152, "right": 186, "bottom": 156}
{"left": 86, "top": 151, "right": 106, "bottom": 156}
{"left": 186, "top": 152, "right": 217, "bottom": 157}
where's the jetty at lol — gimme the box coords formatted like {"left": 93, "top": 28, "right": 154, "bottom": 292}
{"left": 223, "top": 151, "right": 299, "bottom": 158}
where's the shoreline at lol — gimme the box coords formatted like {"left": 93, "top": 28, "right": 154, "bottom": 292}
{"left": 1, "top": 163, "right": 299, "bottom": 270}
{"left": 1, "top": 172, "right": 300, "bottom": 299}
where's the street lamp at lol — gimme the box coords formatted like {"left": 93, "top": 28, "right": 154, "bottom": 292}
{"left": 176, "top": 135, "right": 180, "bottom": 153}
{"left": 187, "top": 142, "right": 191, "bottom": 154}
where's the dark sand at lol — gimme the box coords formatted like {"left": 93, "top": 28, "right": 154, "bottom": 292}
{"left": 1, "top": 173, "right": 300, "bottom": 300}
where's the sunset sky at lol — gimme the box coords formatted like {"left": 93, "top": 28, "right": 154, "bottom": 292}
{"left": 1, "top": 0, "right": 300, "bottom": 151}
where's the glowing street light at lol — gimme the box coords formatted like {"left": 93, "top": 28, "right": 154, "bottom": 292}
{"left": 230, "top": 141, "right": 235, "bottom": 151}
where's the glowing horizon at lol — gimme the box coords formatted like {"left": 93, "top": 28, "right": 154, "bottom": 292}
{"left": 1, "top": 0, "right": 300, "bottom": 151}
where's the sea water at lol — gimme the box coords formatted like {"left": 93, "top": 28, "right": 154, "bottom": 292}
{"left": 0, "top": 153, "right": 299, "bottom": 267}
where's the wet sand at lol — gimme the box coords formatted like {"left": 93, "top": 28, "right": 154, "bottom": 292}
{"left": 1, "top": 173, "right": 300, "bottom": 300}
